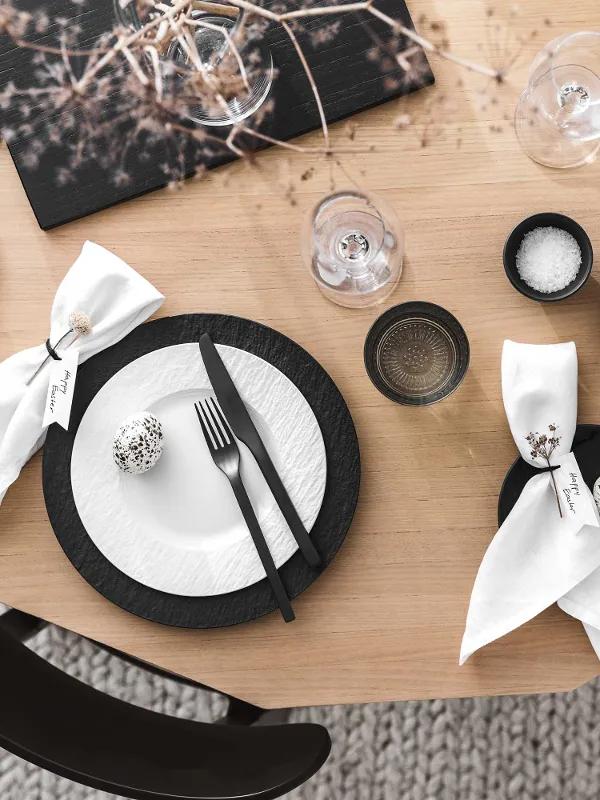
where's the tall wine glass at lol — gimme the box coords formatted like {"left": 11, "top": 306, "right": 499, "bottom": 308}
{"left": 515, "top": 31, "right": 600, "bottom": 168}
{"left": 114, "top": 0, "right": 273, "bottom": 127}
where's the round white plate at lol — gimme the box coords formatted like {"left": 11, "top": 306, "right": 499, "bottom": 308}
{"left": 71, "top": 343, "right": 327, "bottom": 596}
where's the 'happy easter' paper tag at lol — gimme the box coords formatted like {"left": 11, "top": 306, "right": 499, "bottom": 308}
{"left": 42, "top": 350, "right": 79, "bottom": 431}
{"left": 553, "top": 451, "right": 600, "bottom": 526}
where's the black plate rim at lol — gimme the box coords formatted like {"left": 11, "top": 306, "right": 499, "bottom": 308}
{"left": 43, "top": 313, "right": 361, "bottom": 629}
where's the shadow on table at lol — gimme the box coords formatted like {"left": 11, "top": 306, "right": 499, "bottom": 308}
{"left": 540, "top": 275, "right": 600, "bottom": 407}
{"left": 540, "top": 276, "right": 600, "bottom": 337}
{"left": 389, "top": 365, "right": 509, "bottom": 491}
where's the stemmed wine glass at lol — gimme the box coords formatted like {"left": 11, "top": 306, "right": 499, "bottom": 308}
{"left": 515, "top": 31, "right": 600, "bottom": 169}
{"left": 114, "top": 0, "right": 273, "bottom": 127}
{"left": 301, "top": 189, "right": 404, "bottom": 308}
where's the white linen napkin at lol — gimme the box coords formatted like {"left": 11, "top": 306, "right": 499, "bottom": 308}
{"left": 558, "top": 546, "right": 600, "bottom": 656}
{"left": 0, "top": 241, "right": 164, "bottom": 504}
{"left": 460, "top": 340, "right": 600, "bottom": 665}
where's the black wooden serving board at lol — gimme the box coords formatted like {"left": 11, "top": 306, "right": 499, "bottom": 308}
{"left": 42, "top": 314, "right": 361, "bottom": 628}
{"left": 0, "top": 0, "right": 433, "bottom": 229}
{"left": 498, "top": 424, "right": 600, "bottom": 526}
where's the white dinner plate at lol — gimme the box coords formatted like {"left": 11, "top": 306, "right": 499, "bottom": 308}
{"left": 71, "top": 343, "right": 327, "bottom": 596}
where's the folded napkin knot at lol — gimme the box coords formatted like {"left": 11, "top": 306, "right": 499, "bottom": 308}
{"left": 460, "top": 340, "right": 600, "bottom": 666}
{"left": 0, "top": 241, "right": 164, "bottom": 505}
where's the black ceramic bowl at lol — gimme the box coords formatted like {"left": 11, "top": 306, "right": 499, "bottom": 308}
{"left": 503, "top": 212, "right": 593, "bottom": 302}
{"left": 364, "top": 301, "right": 470, "bottom": 406}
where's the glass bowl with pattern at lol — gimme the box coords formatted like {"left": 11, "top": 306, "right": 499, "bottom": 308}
{"left": 364, "top": 302, "right": 470, "bottom": 406}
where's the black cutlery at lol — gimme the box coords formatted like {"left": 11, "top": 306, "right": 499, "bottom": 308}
{"left": 199, "top": 333, "right": 322, "bottom": 569}
{"left": 194, "top": 398, "right": 295, "bottom": 623}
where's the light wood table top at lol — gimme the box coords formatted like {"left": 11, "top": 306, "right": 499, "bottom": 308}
{"left": 1, "top": 0, "right": 600, "bottom": 709}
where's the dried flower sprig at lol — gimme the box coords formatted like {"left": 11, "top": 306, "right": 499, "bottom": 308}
{"left": 68, "top": 310, "right": 92, "bottom": 336}
{"left": 0, "top": 0, "right": 514, "bottom": 187}
{"left": 27, "top": 310, "right": 92, "bottom": 386}
{"left": 525, "top": 424, "right": 562, "bottom": 519}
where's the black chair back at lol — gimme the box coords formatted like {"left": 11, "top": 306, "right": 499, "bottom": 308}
{"left": 0, "top": 624, "right": 330, "bottom": 800}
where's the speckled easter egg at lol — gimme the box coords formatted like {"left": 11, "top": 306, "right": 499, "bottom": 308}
{"left": 113, "top": 412, "right": 164, "bottom": 474}
{"left": 594, "top": 477, "right": 600, "bottom": 514}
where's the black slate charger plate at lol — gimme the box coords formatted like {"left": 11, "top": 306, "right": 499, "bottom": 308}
{"left": 0, "top": 0, "right": 434, "bottom": 229}
{"left": 498, "top": 424, "right": 600, "bottom": 526}
{"left": 43, "top": 314, "right": 361, "bottom": 628}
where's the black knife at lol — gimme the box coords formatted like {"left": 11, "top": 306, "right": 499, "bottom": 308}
{"left": 199, "top": 333, "right": 321, "bottom": 568}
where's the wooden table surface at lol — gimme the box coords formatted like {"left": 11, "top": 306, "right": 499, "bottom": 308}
{"left": 1, "top": 0, "right": 600, "bottom": 709}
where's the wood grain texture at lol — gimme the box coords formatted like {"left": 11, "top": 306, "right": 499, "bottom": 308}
{"left": 1, "top": 0, "right": 600, "bottom": 708}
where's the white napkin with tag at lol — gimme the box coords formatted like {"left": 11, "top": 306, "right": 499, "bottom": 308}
{"left": 0, "top": 241, "right": 164, "bottom": 504}
{"left": 460, "top": 340, "right": 600, "bottom": 664}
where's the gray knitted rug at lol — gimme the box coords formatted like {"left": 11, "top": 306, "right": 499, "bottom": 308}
{"left": 2, "top": 617, "right": 600, "bottom": 800}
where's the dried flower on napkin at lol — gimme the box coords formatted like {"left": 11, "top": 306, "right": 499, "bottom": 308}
{"left": 526, "top": 424, "right": 563, "bottom": 518}
{"left": 68, "top": 311, "right": 92, "bottom": 336}
{"left": 27, "top": 310, "right": 92, "bottom": 386}
{"left": 460, "top": 342, "right": 600, "bottom": 667}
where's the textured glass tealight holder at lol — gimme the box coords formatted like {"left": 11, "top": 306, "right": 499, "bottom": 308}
{"left": 364, "top": 302, "right": 470, "bottom": 406}
{"left": 302, "top": 190, "right": 404, "bottom": 308}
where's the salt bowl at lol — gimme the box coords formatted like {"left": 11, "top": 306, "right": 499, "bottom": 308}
{"left": 503, "top": 212, "right": 593, "bottom": 302}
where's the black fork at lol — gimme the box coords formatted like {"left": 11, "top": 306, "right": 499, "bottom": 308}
{"left": 194, "top": 398, "right": 295, "bottom": 623}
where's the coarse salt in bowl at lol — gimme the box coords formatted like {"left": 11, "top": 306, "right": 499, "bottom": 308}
{"left": 503, "top": 213, "right": 594, "bottom": 302}
{"left": 516, "top": 227, "right": 581, "bottom": 293}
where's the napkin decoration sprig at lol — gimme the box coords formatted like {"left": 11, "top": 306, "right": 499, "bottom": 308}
{"left": 28, "top": 310, "right": 93, "bottom": 386}
{"left": 63, "top": 311, "right": 93, "bottom": 341}
{"left": 526, "top": 425, "right": 562, "bottom": 517}
{"left": 460, "top": 341, "right": 600, "bottom": 667}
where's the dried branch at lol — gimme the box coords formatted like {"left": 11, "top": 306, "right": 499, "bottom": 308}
{"left": 368, "top": 5, "right": 503, "bottom": 79}
{"left": 185, "top": 16, "right": 249, "bottom": 91}
{"left": 0, "top": 0, "right": 512, "bottom": 188}
{"left": 280, "top": 19, "right": 329, "bottom": 148}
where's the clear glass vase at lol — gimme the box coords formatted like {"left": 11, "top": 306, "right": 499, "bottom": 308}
{"left": 301, "top": 190, "right": 404, "bottom": 309}
{"left": 114, "top": 0, "right": 273, "bottom": 127}
{"left": 515, "top": 31, "right": 600, "bottom": 169}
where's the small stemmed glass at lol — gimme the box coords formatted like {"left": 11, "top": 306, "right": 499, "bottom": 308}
{"left": 301, "top": 189, "right": 404, "bottom": 308}
{"left": 515, "top": 31, "right": 600, "bottom": 169}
